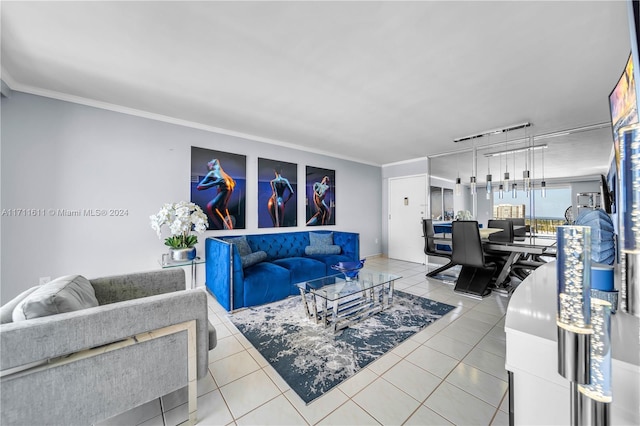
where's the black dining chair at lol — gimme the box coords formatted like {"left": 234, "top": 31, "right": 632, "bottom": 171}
{"left": 509, "top": 218, "right": 528, "bottom": 241}
{"left": 487, "top": 219, "right": 514, "bottom": 243}
{"left": 485, "top": 219, "right": 515, "bottom": 268}
{"left": 423, "top": 219, "right": 455, "bottom": 277}
{"left": 486, "top": 219, "right": 544, "bottom": 282}
{"left": 451, "top": 220, "right": 497, "bottom": 297}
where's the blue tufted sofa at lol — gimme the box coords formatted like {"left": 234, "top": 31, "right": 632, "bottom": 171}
{"left": 205, "top": 231, "right": 360, "bottom": 311}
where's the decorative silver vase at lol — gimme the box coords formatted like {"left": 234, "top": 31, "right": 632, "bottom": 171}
{"left": 170, "top": 247, "right": 196, "bottom": 261}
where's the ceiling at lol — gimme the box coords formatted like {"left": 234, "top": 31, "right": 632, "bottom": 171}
{"left": 0, "top": 1, "right": 633, "bottom": 180}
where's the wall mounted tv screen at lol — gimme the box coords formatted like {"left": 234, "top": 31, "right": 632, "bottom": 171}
{"left": 609, "top": 52, "right": 638, "bottom": 173}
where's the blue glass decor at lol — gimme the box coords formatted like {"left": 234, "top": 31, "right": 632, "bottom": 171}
{"left": 331, "top": 259, "right": 366, "bottom": 280}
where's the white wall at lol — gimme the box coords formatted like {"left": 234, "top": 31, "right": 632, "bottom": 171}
{"left": 0, "top": 92, "right": 382, "bottom": 303}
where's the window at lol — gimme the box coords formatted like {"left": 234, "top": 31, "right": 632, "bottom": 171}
{"left": 431, "top": 186, "right": 454, "bottom": 220}
{"left": 493, "top": 186, "right": 571, "bottom": 235}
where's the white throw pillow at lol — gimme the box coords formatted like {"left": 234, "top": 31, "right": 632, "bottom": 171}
{"left": 12, "top": 275, "right": 99, "bottom": 321}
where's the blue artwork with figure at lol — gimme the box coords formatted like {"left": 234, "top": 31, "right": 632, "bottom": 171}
{"left": 306, "top": 166, "right": 335, "bottom": 226}
{"left": 190, "top": 147, "right": 246, "bottom": 230}
{"left": 258, "top": 158, "right": 297, "bottom": 228}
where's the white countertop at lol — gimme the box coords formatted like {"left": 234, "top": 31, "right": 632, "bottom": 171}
{"left": 505, "top": 260, "right": 639, "bottom": 425}
{"left": 505, "top": 260, "right": 639, "bottom": 366}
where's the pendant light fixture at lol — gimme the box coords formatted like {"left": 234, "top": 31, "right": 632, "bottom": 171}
{"left": 470, "top": 139, "right": 477, "bottom": 195}
{"left": 498, "top": 138, "right": 505, "bottom": 199}
{"left": 455, "top": 151, "right": 462, "bottom": 196}
{"left": 486, "top": 134, "right": 492, "bottom": 200}
{"left": 523, "top": 128, "right": 531, "bottom": 197}
{"left": 541, "top": 141, "right": 547, "bottom": 198}
{"left": 503, "top": 129, "right": 510, "bottom": 186}
{"left": 486, "top": 162, "right": 493, "bottom": 199}
{"left": 523, "top": 168, "right": 531, "bottom": 196}
{"left": 500, "top": 129, "right": 508, "bottom": 199}
{"left": 511, "top": 147, "right": 518, "bottom": 198}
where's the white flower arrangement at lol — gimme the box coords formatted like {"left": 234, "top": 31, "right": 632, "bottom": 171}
{"left": 150, "top": 201, "right": 209, "bottom": 249}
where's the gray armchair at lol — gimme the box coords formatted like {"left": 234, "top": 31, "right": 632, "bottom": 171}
{"left": 0, "top": 268, "right": 216, "bottom": 426}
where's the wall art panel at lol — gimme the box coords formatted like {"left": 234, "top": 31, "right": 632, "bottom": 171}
{"left": 306, "top": 166, "right": 335, "bottom": 226}
{"left": 258, "top": 158, "right": 297, "bottom": 228}
{"left": 191, "top": 146, "right": 246, "bottom": 230}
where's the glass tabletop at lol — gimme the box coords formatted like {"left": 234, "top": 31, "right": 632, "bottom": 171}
{"left": 159, "top": 256, "right": 205, "bottom": 268}
{"left": 296, "top": 268, "right": 401, "bottom": 302}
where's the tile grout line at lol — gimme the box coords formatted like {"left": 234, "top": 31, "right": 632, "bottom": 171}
{"left": 205, "top": 256, "right": 511, "bottom": 426}
{"left": 420, "top": 307, "right": 508, "bottom": 423}
{"left": 381, "top": 288, "right": 508, "bottom": 424}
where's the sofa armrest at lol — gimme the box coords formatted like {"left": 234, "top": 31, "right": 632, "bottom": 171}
{"left": 206, "top": 237, "right": 243, "bottom": 311}
{"left": 334, "top": 231, "right": 360, "bottom": 261}
{"left": 89, "top": 268, "right": 186, "bottom": 305}
{"left": 0, "top": 289, "right": 209, "bottom": 379}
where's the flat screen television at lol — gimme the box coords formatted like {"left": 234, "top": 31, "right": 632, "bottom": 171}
{"left": 608, "top": 52, "right": 638, "bottom": 173}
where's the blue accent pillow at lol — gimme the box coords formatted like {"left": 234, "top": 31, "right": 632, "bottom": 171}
{"left": 305, "top": 245, "right": 341, "bottom": 256}
{"left": 309, "top": 232, "right": 333, "bottom": 247}
{"left": 226, "top": 236, "right": 252, "bottom": 257}
{"left": 242, "top": 251, "right": 267, "bottom": 268}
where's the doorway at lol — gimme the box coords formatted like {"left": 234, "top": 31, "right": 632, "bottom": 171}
{"left": 388, "top": 174, "right": 427, "bottom": 263}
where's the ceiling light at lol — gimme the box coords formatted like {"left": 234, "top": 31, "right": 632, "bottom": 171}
{"left": 484, "top": 144, "right": 547, "bottom": 158}
{"left": 453, "top": 122, "right": 531, "bottom": 143}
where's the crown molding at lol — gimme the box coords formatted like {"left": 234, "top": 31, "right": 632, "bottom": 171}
{"left": 382, "top": 156, "right": 428, "bottom": 168}
{"left": 1, "top": 76, "right": 381, "bottom": 168}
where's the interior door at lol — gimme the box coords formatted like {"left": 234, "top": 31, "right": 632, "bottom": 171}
{"left": 388, "top": 175, "right": 427, "bottom": 263}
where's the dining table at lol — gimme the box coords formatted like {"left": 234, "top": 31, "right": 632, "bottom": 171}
{"left": 430, "top": 227, "right": 504, "bottom": 250}
{"left": 428, "top": 227, "right": 556, "bottom": 295}
{"left": 479, "top": 228, "right": 505, "bottom": 239}
{"left": 482, "top": 238, "right": 556, "bottom": 293}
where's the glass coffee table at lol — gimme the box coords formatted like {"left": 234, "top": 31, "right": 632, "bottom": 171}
{"left": 296, "top": 268, "right": 401, "bottom": 333}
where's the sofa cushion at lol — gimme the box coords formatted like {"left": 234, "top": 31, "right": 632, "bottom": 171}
{"left": 0, "top": 286, "right": 39, "bottom": 324}
{"left": 241, "top": 250, "right": 267, "bottom": 269}
{"left": 272, "top": 257, "right": 327, "bottom": 294}
{"left": 306, "top": 253, "right": 353, "bottom": 271}
{"left": 243, "top": 262, "right": 291, "bottom": 307}
{"left": 226, "top": 236, "right": 252, "bottom": 256}
{"left": 309, "top": 231, "right": 334, "bottom": 247}
{"left": 12, "top": 275, "right": 99, "bottom": 321}
{"left": 304, "top": 245, "right": 341, "bottom": 256}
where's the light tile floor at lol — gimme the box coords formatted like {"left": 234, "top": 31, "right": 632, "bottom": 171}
{"left": 99, "top": 256, "right": 513, "bottom": 426}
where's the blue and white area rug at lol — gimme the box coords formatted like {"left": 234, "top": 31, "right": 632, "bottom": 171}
{"left": 229, "top": 290, "right": 455, "bottom": 404}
